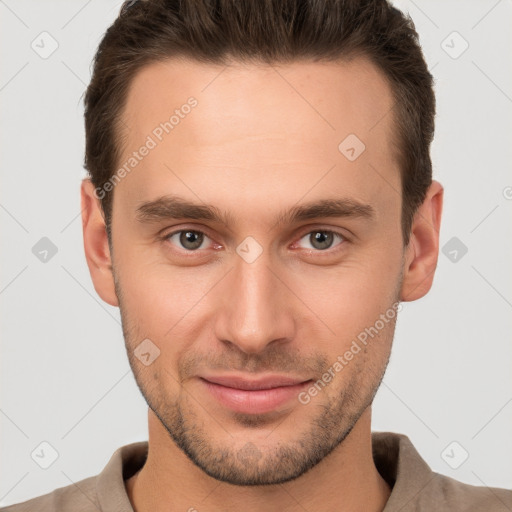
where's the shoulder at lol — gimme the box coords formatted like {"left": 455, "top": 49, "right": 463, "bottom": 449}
{"left": 0, "top": 475, "right": 99, "bottom": 512}
{"left": 417, "top": 471, "right": 512, "bottom": 511}
{"left": 372, "top": 431, "right": 512, "bottom": 512}
{"left": 0, "top": 441, "right": 146, "bottom": 512}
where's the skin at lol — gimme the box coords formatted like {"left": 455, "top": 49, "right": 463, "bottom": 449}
{"left": 81, "top": 56, "right": 443, "bottom": 512}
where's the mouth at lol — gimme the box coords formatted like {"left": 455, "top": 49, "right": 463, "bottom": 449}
{"left": 199, "top": 374, "right": 313, "bottom": 415}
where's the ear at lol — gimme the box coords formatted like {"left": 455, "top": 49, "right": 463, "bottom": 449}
{"left": 400, "top": 180, "right": 444, "bottom": 302}
{"left": 81, "top": 178, "right": 119, "bottom": 307}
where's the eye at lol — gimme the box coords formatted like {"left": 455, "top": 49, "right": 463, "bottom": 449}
{"left": 296, "top": 230, "right": 345, "bottom": 251}
{"left": 164, "top": 229, "right": 213, "bottom": 251}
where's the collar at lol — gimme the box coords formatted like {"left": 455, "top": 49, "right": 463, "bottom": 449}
{"left": 95, "top": 432, "right": 434, "bottom": 511}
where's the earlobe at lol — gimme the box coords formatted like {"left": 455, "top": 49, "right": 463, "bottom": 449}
{"left": 400, "top": 180, "right": 444, "bottom": 302}
{"left": 80, "top": 178, "right": 119, "bottom": 307}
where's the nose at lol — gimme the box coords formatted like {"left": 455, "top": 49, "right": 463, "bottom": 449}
{"left": 213, "top": 250, "right": 296, "bottom": 355}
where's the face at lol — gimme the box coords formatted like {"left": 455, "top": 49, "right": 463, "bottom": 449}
{"left": 98, "top": 57, "right": 407, "bottom": 485}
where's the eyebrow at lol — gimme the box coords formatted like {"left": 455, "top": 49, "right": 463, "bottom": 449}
{"left": 135, "top": 194, "right": 375, "bottom": 228}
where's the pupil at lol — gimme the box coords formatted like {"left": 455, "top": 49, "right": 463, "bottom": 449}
{"left": 311, "top": 231, "right": 332, "bottom": 250}
{"left": 181, "top": 231, "right": 203, "bottom": 250}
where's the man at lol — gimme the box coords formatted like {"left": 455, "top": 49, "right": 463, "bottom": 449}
{"left": 2, "top": 0, "right": 510, "bottom": 511}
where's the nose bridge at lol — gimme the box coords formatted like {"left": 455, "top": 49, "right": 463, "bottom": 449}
{"left": 215, "top": 251, "right": 294, "bottom": 353}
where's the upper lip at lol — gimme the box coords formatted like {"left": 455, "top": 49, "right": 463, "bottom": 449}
{"left": 200, "top": 374, "right": 312, "bottom": 391}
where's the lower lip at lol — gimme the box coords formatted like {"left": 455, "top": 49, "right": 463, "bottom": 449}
{"left": 200, "top": 378, "right": 312, "bottom": 415}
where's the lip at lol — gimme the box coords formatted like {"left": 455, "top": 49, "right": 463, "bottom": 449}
{"left": 199, "top": 374, "right": 313, "bottom": 414}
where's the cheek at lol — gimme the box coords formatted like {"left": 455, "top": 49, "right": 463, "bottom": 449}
{"left": 294, "top": 257, "right": 401, "bottom": 340}
{"left": 115, "top": 252, "right": 221, "bottom": 349}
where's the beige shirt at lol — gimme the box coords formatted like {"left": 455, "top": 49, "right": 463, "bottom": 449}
{"left": 1, "top": 432, "right": 510, "bottom": 511}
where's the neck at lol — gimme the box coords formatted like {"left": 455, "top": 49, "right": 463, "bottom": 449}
{"left": 126, "top": 407, "right": 391, "bottom": 512}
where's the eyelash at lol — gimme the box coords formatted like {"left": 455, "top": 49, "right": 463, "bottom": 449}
{"left": 160, "top": 227, "right": 348, "bottom": 256}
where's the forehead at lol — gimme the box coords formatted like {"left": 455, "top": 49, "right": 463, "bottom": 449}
{"left": 115, "top": 56, "right": 399, "bottom": 218}
{"left": 122, "top": 55, "right": 395, "bottom": 140}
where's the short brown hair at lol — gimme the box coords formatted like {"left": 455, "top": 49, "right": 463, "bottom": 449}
{"left": 84, "top": 0, "right": 435, "bottom": 245}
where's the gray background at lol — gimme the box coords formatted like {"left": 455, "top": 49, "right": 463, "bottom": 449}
{"left": 1, "top": 0, "right": 511, "bottom": 506}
